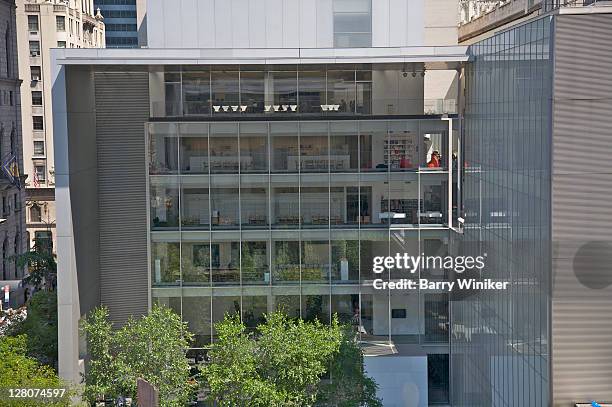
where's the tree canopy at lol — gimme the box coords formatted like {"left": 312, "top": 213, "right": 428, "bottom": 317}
{"left": 81, "top": 305, "right": 196, "bottom": 406}
{"left": 203, "top": 311, "right": 381, "bottom": 407}
{"left": 0, "top": 335, "right": 69, "bottom": 407}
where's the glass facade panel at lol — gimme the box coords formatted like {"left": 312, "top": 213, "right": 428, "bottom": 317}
{"left": 211, "top": 69, "right": 239, "bottom": 114}
{"left": 452, "top": 17, "right": 552, "bottom": 407}
{"left": 330, "top": 121, "right": 359, "bottom": 172}
{"left": 182, "top": 69, "right": 210, "bottom": 115}
{"left": 182, "top": 241, "right": 211, "bottom": 285}
{"left": 151, "top": 241, "right": 180, "bottom": 285}
{"left": 146, "top": 119, "right": 457, "bottom": 371}
{"left": 240, "top": 70, "right": 265, "bottom": 114}
{"left": 211, "top": 236, "right": 240, "bottom": 285}
{"left": 273, "top": 238, "right": 300, "bottom": 284}
{"left": 298, "top": 70, "right": 326, "bottom": 114}
{"left": 271, "top": 122, "right": 298, "bottom": 172}
{"left": 209, "top": 123, "right": 239, "bottom": 173}
{"left": 149, "top": 122, "right": 178, "bottom": 174}
{"left": 151, "top": 64, "right": 458, "bottom": 118}
{"left": 239, "top": 123, "right": 268, "bottom": 172}
{"left": 180, "top": 123, "right": 208, "bottom": 174}
{"left": 299, "top": 122, "right": 329, "bottom": 172}
{"left": 150, "top": 177, "right": 180, "bottom": 230}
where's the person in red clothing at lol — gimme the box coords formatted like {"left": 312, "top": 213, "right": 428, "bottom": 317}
{"left": 427, "top": 151, "right": 441, "bottom": 168}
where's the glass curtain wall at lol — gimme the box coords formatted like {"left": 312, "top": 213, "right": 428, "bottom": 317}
{"left": 149, "top": 64, "right": 457, "bottom": 118}
{"left": 453, "top": 17, "right": 552, "bottom": 407}
{"left": 149, "top": 119, "right": 454, "bottom": 346}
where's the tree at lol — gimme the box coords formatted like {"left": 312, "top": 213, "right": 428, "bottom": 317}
{"left": 0, "top": 335, "right": 70, "bottom": 407}
{"left": 15, "top": 238, "right": 57, "bottom": 292}
{"left": 8, "top": 291, "right": 58, "bottom": 369}
{"left": 81, "top": 305, "right": 196, "bottom": 406}
{"left": 316, "top": 328, "right": 382, "bottom": 407}
{"left": 203, "top": 311, "right": 380, "bottom": 406}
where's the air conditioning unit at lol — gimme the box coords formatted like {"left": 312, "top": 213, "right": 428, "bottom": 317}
{"left": 30, "top": 52, "right": 39, "bottom": 57}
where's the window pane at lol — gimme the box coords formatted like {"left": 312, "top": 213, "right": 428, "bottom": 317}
{"left": 182, "top": 242, "right": 211, "bottom": 285}
{"left": 211, "top": 69, "right": 239, "bottom": 114}
{"left": 211, "top": 239, "right": 240, "bottom": 284}
{"left": 334, "top": 33, "right": 372, "bottom": 48}
{"left": 33, "top": 141, "right": 44, "bottom": 155}
{"left": 327, "top": 71, "right": 355, "bottom": 113}
{"left": 271, "top": 122, "right": 298, "bottom": 172}
{"left": 180, "top": 123, "right": 208, "bottom": 174}
{"left": 299, "top": 121, "right": 328, "bottom": 172}
{"left": 148, "top": 123, "right": 178, "bottom": 174}
{"left": 241, "top": 241, "right": 269, "bottom": 284}
{"left": 267, "top": 71, "right": 297, "bottom": 109}
{"left": 151, "top": 241, "right": 180, "bottom": 286}
{"left": 273, "top": 239, "right": 300, "bottom": 283}
{"left": 298, "top": 70, "right": 325, "bottom": 114}
{"left": 333, "top": 13, "right": 372, "bottom": 32}
{"left": 182, "top": 70, "right": 210, "bottom": 115}
{"left": 240, "top": 123, "right": 268, "bottom": 172}
{"left": 150, "top": 177, "right": 180, "bottom": 229}
{"left": 240, "top": 70, "right": 265, "bottom": 113}
{"left": 209, "top": 123, "right": 238, "bottom": 173}
{"left": 241, "top": 178, "right": 268, "bottom": 228}
{"left": 211, "top": 177, "right": 239, "bottom": 228}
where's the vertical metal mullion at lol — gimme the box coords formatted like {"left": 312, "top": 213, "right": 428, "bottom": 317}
{"left": 207, "top": 123, "right": 213, "bottom": 340}
{"left": 209, "top": 69, "right": 213, "bottom": 118}
{"left": 268, "top": 123, "right": 272, "bottom": 291}
{"left": 177, "top": 123, "right": 183, "bottom": 319}
{"left": 327, "top": 121, "right": 332, "bottom": 322}
{"left": 298, "top": 121, "right": 302, "bottom": 317}
{"left": 447, "top": 118, "right": 453, "bottom": 229}
{"left": 357, "top": 119, "right": 362, "bottom": 341}
{"left": 238, "top": 122, "right": 243, "bottom": 321}
{"left": 387, "top": 121, "right": 392, "bottom": 343}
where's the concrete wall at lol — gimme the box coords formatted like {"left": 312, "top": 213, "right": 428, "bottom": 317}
{"left": 551, "top": 12, "right": 612, "bottom": 407}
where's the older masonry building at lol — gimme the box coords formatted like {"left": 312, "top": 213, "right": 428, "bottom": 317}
{"left": 16, "top": 0, "right": 104, "bottom": 255}
{"left": 0, "top": 0, "right": 26, "bottom": 286}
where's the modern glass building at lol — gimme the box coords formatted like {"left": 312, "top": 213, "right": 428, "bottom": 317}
{"left": 146, "top": 64, "right": 460, "bottom": 404}
{"left": 94, "top": 0, "right": 138, "bottom": 47}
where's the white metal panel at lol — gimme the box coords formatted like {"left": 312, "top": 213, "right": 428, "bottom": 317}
{"left": 181, "top": 0, "right": 199, "bottom": 48}
{"left": 248, "top": 0, "right": 267, "bottom": 48}
{"left": 265, "top": 0, "right": 284, "bottom": 48}
{"left": 315, "top": 0, "right": 333, "bottom": 48}
{"left": 389, "top": 0, "right": 407, "bottom": 47}
{"left": 231, "top": 0, "right": 250, "bottom": 48}
{"left": 163, "top": 0, "right": 183, "bottom": 48}
{"left": 371, "top": 0, "right": 390, "bottom": 47}
{"left": 283, "top": 0, "right": 300, "bottom": 48}
{"left": 146, "top": 0, "right": 164, "bottom": 47}
{"left": 214, "top": 0, "right": 233, "bottom": 48}
{"left": 407, "top": 0, "right": 425, "bottom": 46}
{"left": 197, "top": 0, "right": 216, "bottom": 48}
{"left": 299, "top": 0, "right": 317, "bottom": 48}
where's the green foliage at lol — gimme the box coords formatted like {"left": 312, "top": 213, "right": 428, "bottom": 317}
{"left": 8, "top": 291, "right": 58, "bottom": 369}
{"left": 316, "top": 328, "right": 382, "bottom": 407}
{"left": 0, "top": 335, "right": 70, "bottom": 407}
{"left": 15, "top": 244, "right": 57, "bottom": 291}
{"left": 204, "top": 311, "right": 379, "bottom": 407}
{"left": 81, "top": 305, "right": 196, "bottom": 406}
